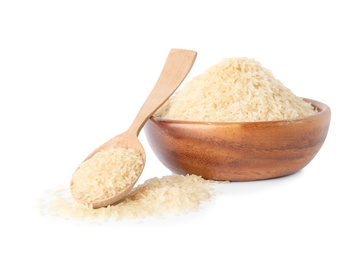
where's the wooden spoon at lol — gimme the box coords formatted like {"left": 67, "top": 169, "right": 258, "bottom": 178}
{"left": 70, "top": 49, "right": 197, "bottom": 208}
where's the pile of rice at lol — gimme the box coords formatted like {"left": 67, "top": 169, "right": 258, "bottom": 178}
{"left": 41, "top": 174, "right": 216, "bottom": 220}
{"left": 71, "top": 147, "right": 143, "bottom": 204}
{"left": 155, "top": 58, "right": 317, "bottom": 122}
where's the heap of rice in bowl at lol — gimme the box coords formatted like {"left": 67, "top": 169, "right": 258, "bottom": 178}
{"left": 155, "top": 58, "right": 317, "bottom": 122}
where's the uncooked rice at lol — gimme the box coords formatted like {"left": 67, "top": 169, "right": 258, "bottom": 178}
{"left": 44, "top": 57, "right": 313, "bottom": 221}
{"left": 41, "top": 174, "right": 216, "bottom": 220}
{"left": 71, "top": 147, "right": 143, "bottom": 204}
{"left": 155, "top": 58, "right": 317, "bottom": 122}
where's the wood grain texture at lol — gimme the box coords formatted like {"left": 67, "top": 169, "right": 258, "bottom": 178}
{"left": 144, "top": 99, "right": 331, "bottom": 181}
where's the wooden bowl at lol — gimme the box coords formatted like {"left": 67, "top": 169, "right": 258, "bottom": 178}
{"left": 144, "top": 98, "right": 331, "bottom": 181}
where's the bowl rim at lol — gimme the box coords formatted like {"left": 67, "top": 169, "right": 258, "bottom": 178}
{"left": 150, "top": 98, "right": 331, "bottom": 125}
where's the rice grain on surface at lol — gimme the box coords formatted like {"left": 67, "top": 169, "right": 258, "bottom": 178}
{"left": 42, "top": 174, "right": 217, "bottom": 220}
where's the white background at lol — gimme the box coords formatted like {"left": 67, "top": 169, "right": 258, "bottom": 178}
{"left": 1, "top": 0, "right": 360, "bottom": 259}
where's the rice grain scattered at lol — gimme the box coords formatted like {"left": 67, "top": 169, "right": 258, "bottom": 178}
{"left": 42, "top": 174, "right": 216, "bottom": 220}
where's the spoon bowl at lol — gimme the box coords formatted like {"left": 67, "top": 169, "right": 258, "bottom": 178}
{"left": 75, "top": 132, "right": 146, "bottom": 209}
{"left": 70, "top": 49, "right": 197, "bottom": 208}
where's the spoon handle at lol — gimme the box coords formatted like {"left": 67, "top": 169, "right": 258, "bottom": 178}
{"left": 127, "top": 49, "right": 197, "bottom": 136}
